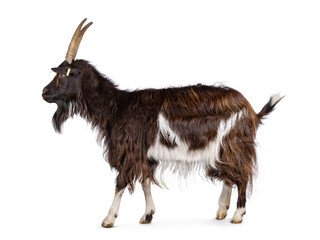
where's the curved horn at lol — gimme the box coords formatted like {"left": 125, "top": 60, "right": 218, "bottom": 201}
{"left": 65, "top": 18, "right": 93, "bottom": 64}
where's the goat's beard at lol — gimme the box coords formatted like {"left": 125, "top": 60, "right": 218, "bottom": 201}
{"left": 52, "top": 101, "right": 70, "bottom": 133}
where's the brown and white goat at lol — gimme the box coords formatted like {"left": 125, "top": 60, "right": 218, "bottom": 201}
{"left": 42, "top": 19, "right": 283, "bottom": 227}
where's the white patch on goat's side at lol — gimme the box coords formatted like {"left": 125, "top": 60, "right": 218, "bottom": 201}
{"left": 147, "top": 111, "right": 243, "bottom": 182}
{"left": 270, "top": 93, "right": 282, "bottom": 106}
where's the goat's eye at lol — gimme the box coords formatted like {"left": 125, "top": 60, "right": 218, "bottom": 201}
{"left": 60, "top": 73, "right": 66, "bottom": 78}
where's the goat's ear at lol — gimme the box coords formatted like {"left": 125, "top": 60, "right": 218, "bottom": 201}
{"left": 51, "top": 67, "right": 67, "bottom": 74}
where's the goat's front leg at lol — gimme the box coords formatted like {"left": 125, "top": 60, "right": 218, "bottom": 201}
{"left": 139, "top": 179, "right": 155, "bottom": 224}
{"left": 101, "top": 185, "right": 126, "bottom": 228}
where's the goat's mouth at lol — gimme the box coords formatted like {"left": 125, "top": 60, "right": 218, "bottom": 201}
{"left": 42, "top": 88, "right": 58, "bottom": 103}
{"left": 42, "top": 87, "right": 54, "bottom": 103}
{"left": 42, "top": 93, "right": 55, "bottom": 103}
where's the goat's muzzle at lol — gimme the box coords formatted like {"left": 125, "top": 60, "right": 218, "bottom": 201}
{"left": 42, "top": 87, "right": 53, "bottom": 103}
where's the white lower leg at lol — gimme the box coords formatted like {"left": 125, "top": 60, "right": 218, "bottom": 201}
{"left": 140, "top": 180, "right": 155, "bottom": 224}
{"left": 231, "top": 183, "right": 247, "bottom": 224}
{"left": 231, "top": 207, "right": 246, "bottom": 224}
{"left": 216, "top": 183, "right": 232, "bottom": 220}
{"left": 101, "top": 188, "right": 125, "bottom": 228}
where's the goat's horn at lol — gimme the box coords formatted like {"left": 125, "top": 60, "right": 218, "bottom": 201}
{"left": 65, "top": 18, "right": 93, "bottom": 64}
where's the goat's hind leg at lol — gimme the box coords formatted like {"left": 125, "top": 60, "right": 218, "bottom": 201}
{"left": 139, "top": 179, "right": 155, "bottom": 224}
{"left": 231, "top": 182, "right": 247, "bottom": 224}
{"left": 216, "top": 182, "right": 232, "bottom": 220}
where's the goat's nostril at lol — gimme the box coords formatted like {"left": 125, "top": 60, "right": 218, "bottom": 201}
{"left": 42, "top": 88, "right": 50, "bottom": 98}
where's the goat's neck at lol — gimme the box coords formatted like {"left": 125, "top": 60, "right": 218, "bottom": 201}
{"left": 80, "top": 77, "right": 120, "bottom": 127}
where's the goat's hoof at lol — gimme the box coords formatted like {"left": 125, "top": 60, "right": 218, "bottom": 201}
{"left": 102, "top": 222, "right": 114, "bottom": 228}
{"left": 139, "top": 213, "right": 153, "bottom": 224}
{"left": 101, "top": 216, "right": 115, "bottom": 228}
{"left": 231, "top": 218, "right": 243, "bottom": 224}
{"left": 216, "top": 212, "right": 227, "bottom": 220}
{"left": 231, "top": 208, "right": 246, "bottom": 224}
{"left": 216, "top": 207, "right": 228, "bottom": 220}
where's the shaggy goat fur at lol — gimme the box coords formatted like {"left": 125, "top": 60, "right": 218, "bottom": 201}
{"left": 42, "top": 19, "right": 283, "bottom": 227}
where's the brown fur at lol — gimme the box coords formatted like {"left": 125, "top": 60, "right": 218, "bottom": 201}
{"left": 43, "top": 59, "right": 281, "bottom": 193}
{"left": 42, "top": 20, "right": 283, "bottom": 226}
{"left": 43, "top": 59, "right": 281, "bottom": 219}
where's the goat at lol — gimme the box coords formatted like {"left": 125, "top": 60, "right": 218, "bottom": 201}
{"left": 42, "top": 19, "right": 283, "bottom": 228}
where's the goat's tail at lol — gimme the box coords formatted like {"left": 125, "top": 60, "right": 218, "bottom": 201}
{"left": 257, "top": 94, "right": 284, "bottom": 123}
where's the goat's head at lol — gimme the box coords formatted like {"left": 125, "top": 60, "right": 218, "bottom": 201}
{"left": 42, "top": 19, "right": 93, "bottom": 132}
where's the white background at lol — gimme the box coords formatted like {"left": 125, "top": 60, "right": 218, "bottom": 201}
{"left": 0, "top": 0, "right": 319, "bottom": 239}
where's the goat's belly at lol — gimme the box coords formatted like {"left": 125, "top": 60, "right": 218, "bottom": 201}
{"left": 147, "top": 133, "right": 221, "bottom": 179}
{"left": 147, "top": 138, "right": 217, "bottom": 166}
